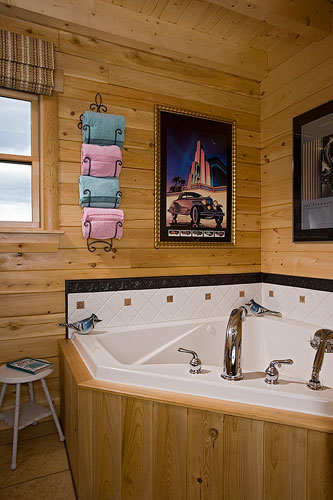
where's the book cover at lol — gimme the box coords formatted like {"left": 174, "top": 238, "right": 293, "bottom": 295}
{"left": 6, "top": 357, "right": 53, "bottom": 375}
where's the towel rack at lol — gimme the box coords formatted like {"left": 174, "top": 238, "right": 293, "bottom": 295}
{"left": 77, "top": 92, "right": 123, "bottom": 145}
{"left": 82, "top": 156, "right": 122, "bottom": 177}
{"left": 78, "top": 93, "right": 108, "bottom": 145}
{"left": 79, "top": 124, "right": 122, "bottom": 146}
{"left": 82, "top": 188, "right": 122, "bottom": 208}
{"left": 78, "top": 92, "right": 125, "bottom": 252}
{"left": 78, "top": 92, "right": 107, "bottom": 127}
{"left": 83, "top": 220, "right": 123, "bottom": 252}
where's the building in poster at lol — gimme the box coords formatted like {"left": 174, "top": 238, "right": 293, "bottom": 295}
{"left": 167, "top": 140, "right": 227, "bottom": 232}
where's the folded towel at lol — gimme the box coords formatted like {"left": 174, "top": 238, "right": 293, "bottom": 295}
{"left": 79, "top": 176, "right": 121, "bottom": 208}
{"left": 82, "top": 207, "right": 124, "bottom": 240}
{"left": 81, "top": 144, "right": 122, "bottom": 177}
{"left": 82, "top": 111, "right": 125, "bottom": 147}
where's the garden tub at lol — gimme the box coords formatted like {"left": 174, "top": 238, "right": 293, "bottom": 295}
{"left": 71, "top": 315, "right": 333, "bottom": 417}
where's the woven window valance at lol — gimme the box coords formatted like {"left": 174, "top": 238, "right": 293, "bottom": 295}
{"left": 0, "top": 30, "right": 54, "bottom": 96}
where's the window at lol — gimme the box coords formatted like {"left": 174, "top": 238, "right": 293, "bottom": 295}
{"left": 0, "top": 88, "right": 39, "bottom": 227}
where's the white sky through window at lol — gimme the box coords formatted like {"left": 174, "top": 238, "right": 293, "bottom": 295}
{"left": 0, "top": 96, "right": 31, "bottom": 155}
{"left": 0, "top": 162, "right": 32, "bottom": 221}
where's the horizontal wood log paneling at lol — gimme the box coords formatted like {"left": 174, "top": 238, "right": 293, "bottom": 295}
{"left": 59, "top": 31, "right": 260, "bottom": 98}
{"left": 260, "top": 33, "right": 333, "bottom": 278}
{"left": 0, "top": 12, "right": 261, "bottom": 439}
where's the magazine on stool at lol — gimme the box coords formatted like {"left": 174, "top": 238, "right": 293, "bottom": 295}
{"left": 6, "top": 357, "right": 53, "bottom": 375}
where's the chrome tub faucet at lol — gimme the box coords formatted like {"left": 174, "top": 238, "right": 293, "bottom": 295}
{"left": 221, "top": 306, "right": 247, "bottom": 381}
{"left": 221, "top": 299, "right": 282, "bottom": 382}
{"left": 307, "top": 329, "right": 333, "bottom": 390}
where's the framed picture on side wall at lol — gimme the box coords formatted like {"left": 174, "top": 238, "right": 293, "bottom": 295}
{"left": 154, "top": 105, "right": 236, "bottom": 248}
{"left": 293, "top": 100, "right": 333, "bottom": 241}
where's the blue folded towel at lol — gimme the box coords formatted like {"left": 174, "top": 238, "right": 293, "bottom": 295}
{"left": 82, "top": 111, "right": 125, "bottom": 147}
{"left": 79, "top": 175, "right": 121, "bottom": 208}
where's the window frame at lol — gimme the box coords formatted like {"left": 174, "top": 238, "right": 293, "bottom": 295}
{"left": 0, "top": 87, "right": 40, "bottom": 228}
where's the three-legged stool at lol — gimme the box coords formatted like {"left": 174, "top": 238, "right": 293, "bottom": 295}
{"left": 0, "top": 363, "right": 65, "bottom": 470}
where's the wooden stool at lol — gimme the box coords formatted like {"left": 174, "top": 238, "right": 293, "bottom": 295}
{"left": 0, "top": 363, "right": 65, "bottom": 470}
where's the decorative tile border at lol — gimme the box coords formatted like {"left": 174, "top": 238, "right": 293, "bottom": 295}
{"left": 65, "top": 273, "right": 261, "bottom": 294}
{"left": 65, "top": 273, "right": 333, "bottom": 337}
{"left": 262, "top": 273, "right": 333, "bottom": 293}
{"left": 68, "top": 282, "right": 262, "bottom": 329}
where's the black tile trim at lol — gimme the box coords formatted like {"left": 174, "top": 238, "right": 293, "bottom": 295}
{"left": 262, "top": 273, "right": 333, "bottom": 292}
{"left": 65, "top": 272, "right": 333, "bottom": 295}
{"left": 65, "top": 272, "right": 261, "bottom": 294}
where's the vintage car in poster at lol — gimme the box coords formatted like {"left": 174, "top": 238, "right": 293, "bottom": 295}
{"left": 168, "top": 191, "right": 224, "bottom": 227}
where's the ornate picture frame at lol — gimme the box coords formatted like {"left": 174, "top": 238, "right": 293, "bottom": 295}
{"left": 154, "top": 105, "right": 236, "bottom": 248}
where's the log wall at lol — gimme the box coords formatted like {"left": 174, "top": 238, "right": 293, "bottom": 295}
{"left": 0, "top": 13, "right": 260, "bottom": 428}
{"left": 261, "top": 34, "right": 333, "bottom": 278}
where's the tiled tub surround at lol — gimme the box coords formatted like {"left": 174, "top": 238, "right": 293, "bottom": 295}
{"left": 68, "top": 282, "right": 262, "bottom": 327}
{"left": 67, "top": 274, "right": 333, "bottom": 330}
{"left": 262, "top": 282, "right": 333, "bottom": 328}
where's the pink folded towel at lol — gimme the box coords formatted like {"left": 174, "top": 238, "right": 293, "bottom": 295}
{"left": 81, "top": 144, "right": 122, "bottom": 177}
{"left": 81, "top": 207, "right": 124, "bottom": 240}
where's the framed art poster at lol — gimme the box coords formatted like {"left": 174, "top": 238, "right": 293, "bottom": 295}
{"left": 154, "top": 105, "right": 236, "bottom": 248}
{"left": 293, "top": 100, "right": 333, "bottom": 241}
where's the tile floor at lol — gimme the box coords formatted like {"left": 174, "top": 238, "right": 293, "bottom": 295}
{"left": 0, "top": 421, "right": 76, "bottom": 500}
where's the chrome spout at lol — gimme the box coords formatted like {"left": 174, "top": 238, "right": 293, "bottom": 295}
{"left": 221, "top": 307, "right": 247, "bottom": 381}
{"left": 307, "top": 329, "right": 333, "bottom": 390}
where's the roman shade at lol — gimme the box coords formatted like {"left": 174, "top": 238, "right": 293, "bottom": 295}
{"left": 0, "top": 30, "right": 54, "bottom": 96}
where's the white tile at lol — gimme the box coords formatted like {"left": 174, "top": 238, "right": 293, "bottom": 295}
{"left": 215, "top": 296, "right": 234, "bottom": 316}
{"left": 174, "top": 307, "right": 187, "bottom": 321}
{"left": 84, "top": 293, "right": 108, "bottom": 314}
{"left": 199, "top": 296, "right": 217, "bottom": 316}
{"left": 140, "top": 301, "right": 160, "bottom": 322}
{"left": 177, "top": 298, "right": 198, "bottom": 319}
{"left": 150, "top": 289, "right": 167, "bottom": 309}
{"left": 108, "top": 312, "right": 127, "bottom": 327}
{"left": 152, "top": 310, "right": 168, "bottom": 323}
{"left": 191, "top": 305, "right": 206, "bottom": 319}
{"left": 210, "top": 286, "right": 224, "bottom": 304}
{"left": 70, "top": 292, "right": 92, "bottom": 302}
{"left": 67, "top": 282, "right": 333, "bottom": 330}
{"left": 131, "top": 290, "right": 150, "bottom": 312}
{"left": 306, "top": 303, "right": 330, "bottom": 327}
{"left": 93, "top": 291, "right": 115, "bottom": 302}
{"left": 190, "top": 287, "right": 207, "bottom": 307}
{"left": 173, "top": 288, "right": 192, "bottom": 308}
{"left": 67, "top": 295, "right": 77, "bottom": 316}
{"left": 160, "top": 301, "right": 180, "bottom": 321}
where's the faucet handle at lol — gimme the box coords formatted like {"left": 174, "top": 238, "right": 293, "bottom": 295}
{"left": 178, "top": 348, "right": 202, "bottom": 374}
{"left": 264, "top": 359, "right": 294, "bottom": 385}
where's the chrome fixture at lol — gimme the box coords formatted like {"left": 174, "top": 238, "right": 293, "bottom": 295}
{"left": 178, "top": 348, "right": 202, "bottom": 374}
{"left": 264, "top": 359, "right": 294, "bottom": 385}
{"left": 221, "top": 306, "right": 247, "bottom": 381}
{"left": 307, "top": 329, "right": 333, "bottom": 390}
{"left": 246, "top": 299, "right": 282, "bottom": 317}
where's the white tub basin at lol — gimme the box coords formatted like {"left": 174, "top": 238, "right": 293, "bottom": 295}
{"left": 71, "top": 315, "right": 333, "bottom": 417}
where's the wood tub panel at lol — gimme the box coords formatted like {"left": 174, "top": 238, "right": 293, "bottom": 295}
{"left": 59, "top": 340, "right": 333, "bottom": 500}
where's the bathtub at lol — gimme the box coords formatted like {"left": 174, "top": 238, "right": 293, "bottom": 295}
{"left": 71, "top": 315, "right": 333, "bottom": 418}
